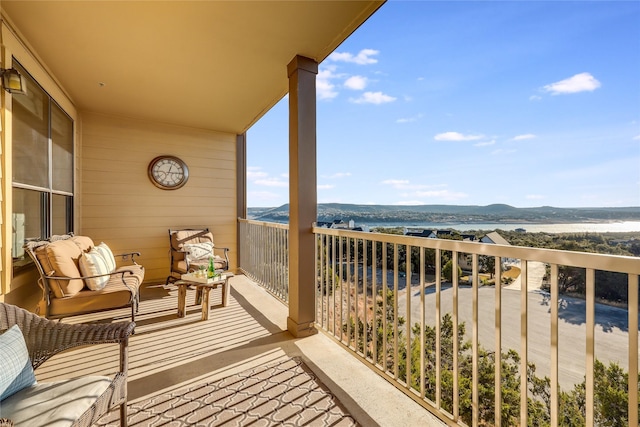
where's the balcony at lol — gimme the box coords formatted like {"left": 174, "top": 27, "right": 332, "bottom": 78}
{"left": 36, "top": 268, "right": 443, "bottom": 426}
{"left": 34, "top": 219, "right": 638, "bottom": 426}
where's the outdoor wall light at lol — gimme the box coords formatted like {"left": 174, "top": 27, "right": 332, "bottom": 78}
{"left": 0, "top": 68, "right": 26, "bottom": 95}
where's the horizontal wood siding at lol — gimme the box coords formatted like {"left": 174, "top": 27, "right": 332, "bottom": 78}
{"left": 81, "top": 112, "right": 237, "bottom": 283}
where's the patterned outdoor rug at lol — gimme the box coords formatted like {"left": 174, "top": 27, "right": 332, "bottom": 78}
{"left": 96, "top": 357, "right": 358, "bottom": 426}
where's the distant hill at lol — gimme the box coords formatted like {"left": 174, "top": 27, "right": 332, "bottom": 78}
{"left": 247, "top": 203, "right": 640, "bottom": 225}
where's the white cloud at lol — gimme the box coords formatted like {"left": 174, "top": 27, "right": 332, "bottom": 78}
{"left": 254, "top": 178, "right": 288, "bottom": 187}
{"left": 542, "top": 72, "right": 601, "bottom": 95}
{"left": 526, "top": 194, "right": 545, "bottom": 200}
{"left": 633, "top": 135, "right": 640, "bottom": 140}
{"left": 529, "top": 95, "right": 542, "bottom": 101}
{"left": 434, "top": 132, "right": 484, "bottom": 141}
{"left": 396, "top": 113, "right": 423, "bottom": 124}
{"left": 344, "top": 75, "right": 367, "bottom": 90}
{"left": 513, "top": 134, "right": 536, "bottom": 141}
{"left": 317, "top": 184, "right": 335, "bottom": 190}
{"left": 247, "top": 166, "right": 268, "bottom": 180}
{"left": 329, "top": 49, "right": 379, "bottom": 65}
{"left": 317, "top": 80, "right": 337, "bottom": 100}
{"left": 350, "top": 91, "right": 397, "bottom": 104}
{"left": 474, "top": 140, "right": 496, "bottom": 147}
{"left": 317, "top": 68, "right": 339, "bottom": 100}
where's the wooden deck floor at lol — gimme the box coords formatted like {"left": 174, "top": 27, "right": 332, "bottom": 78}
{"left": 38, "top": 275, "right": 443, "bottom": 426}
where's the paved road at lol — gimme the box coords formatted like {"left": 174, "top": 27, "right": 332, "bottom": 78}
{"left": 504, "top": 261, "right": 546, "bottom": 291}
{"left": 398, "top": 283, "right": 638, "bottom": 390}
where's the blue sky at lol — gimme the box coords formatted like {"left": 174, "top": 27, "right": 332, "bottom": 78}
{"left": 247, "top": 1, "right": 640, "bottom": 208}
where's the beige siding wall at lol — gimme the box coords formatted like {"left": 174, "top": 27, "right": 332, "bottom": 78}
{"left": 81, "top": 112, "right": 237, "bottom": 284}
{"left": 1, "top": 14, "right": 239, "bottom": 306}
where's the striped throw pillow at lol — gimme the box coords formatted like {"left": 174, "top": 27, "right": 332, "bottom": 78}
{"left": 95, "top": 242, "right": 117, "bottom": 272}
{"left": 79, "top": 249, "right": 111, "bottom": 290}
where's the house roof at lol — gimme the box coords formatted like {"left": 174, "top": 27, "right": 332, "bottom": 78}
{"left": 1, "top": 1, "right": 383, "bottom": 134}
{"left": 482, "top": 231, "right": 511, "bottom": 246}
{"left": 406, "top": 230, "right": 435, "bottom": 238}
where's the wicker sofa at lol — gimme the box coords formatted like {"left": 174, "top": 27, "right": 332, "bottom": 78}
{"left": 24, "top": 234, "right": 143, "bottom": 321}
{"left": 0, "top": 302, "right": 134, "bottom": 427}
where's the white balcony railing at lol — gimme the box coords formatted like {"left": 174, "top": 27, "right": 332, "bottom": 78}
{"left": 239, "top": 218, "right": 289, "bottom": 303}
{"left": 240, "top": 219, "right": 639, "bottom": 426}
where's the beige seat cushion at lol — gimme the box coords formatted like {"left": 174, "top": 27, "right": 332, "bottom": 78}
{"left": 0, "top": 375, "right": 111, "bottom": 427}
{"left": 34, "top": 240, "right": 84, "bottom": 298}
{"left": 113, "top": 264, "right": 145, "bottom": 285}
{"left": 49, "top": 265, "right": 144, "bottom": 317}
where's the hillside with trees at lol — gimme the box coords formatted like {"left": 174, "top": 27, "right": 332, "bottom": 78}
{"left": 249, "top": 203, "right": 640, "bottom": 225}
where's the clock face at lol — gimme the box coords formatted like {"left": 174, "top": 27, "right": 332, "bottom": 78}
{"left": 148, "top": 156, "right": 189, "bottom": 190}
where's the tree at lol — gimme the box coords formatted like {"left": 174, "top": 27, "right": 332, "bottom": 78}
{"left": 343, "top": 306, "right": 638, "bottom": 426}
{"left": 479, "top": 255, "right": 496, "bottom": 278}
{"left": 343, "top": 288, "right": 405, "bottom": 372}
{"left": 557, "top": 265, "right": 585, "bottom": 295}
{"left": 442, "top": 259, "right": 462, "bottom": 282}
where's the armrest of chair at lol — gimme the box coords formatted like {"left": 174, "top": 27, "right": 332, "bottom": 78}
{"left": 43, "top": 270, "right": 138, "bottom": 281}
{"left": 114, "top": 251, "right": 141, "bottom": 263}
{"left": 0, "top": 302, "right": 135, "bottom": 370}
{"left": 213, "top": 247, "right": 230, "bottom": 268}
{"left": 33, "top": 320, "right": 134, "bottom": 369}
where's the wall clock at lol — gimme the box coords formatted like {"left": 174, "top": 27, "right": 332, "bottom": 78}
{"left": 148, "top": 155, "right": 189, "bottom": 190}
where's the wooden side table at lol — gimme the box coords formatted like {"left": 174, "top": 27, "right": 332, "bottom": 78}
{"left": 175, "top": 273, "right": 234, "bottom": 321}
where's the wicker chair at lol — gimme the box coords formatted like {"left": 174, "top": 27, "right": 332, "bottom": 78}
{"left": 0, "top": 303, "right": 134, "bottom": 427}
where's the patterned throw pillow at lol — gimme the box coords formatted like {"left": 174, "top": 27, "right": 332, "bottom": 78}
{"left": 94, "top": 242, "right": 117, "bottom": 272}
{"left": 79, "top": 249, "right": 111, "bottom": 290}
{"left": 0, "top": 325, "right": 37, "bottom": 400}
{"left": 183, "top": 242, "right": 214, "bottom": 264}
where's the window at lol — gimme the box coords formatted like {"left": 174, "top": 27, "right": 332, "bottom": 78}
{"left": 11, "top": 61, "right": 74, "bottom": 271}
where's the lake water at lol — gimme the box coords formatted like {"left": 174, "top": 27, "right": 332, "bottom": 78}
{"left": 367, "top": 221, "right": 640, "bottom": 233}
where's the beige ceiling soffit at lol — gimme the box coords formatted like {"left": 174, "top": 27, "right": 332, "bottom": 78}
{"left": 244, "top": 90, "right": 288, "bottom": 135}
{"left": 243, "top": 1, "right": 385, "bottom": 134}
{"left": 317, "top": 1, "right": 385, "bottom": 63}
{"left": 0, "top": 13, "right": 74, "bottom": 104}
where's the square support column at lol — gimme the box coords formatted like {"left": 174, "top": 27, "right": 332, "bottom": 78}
{"left": 287, "top": 55, "right": 318, "bottom": 338}
{"left": 236, "top": 133, "right": 247, "bottom": 267}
